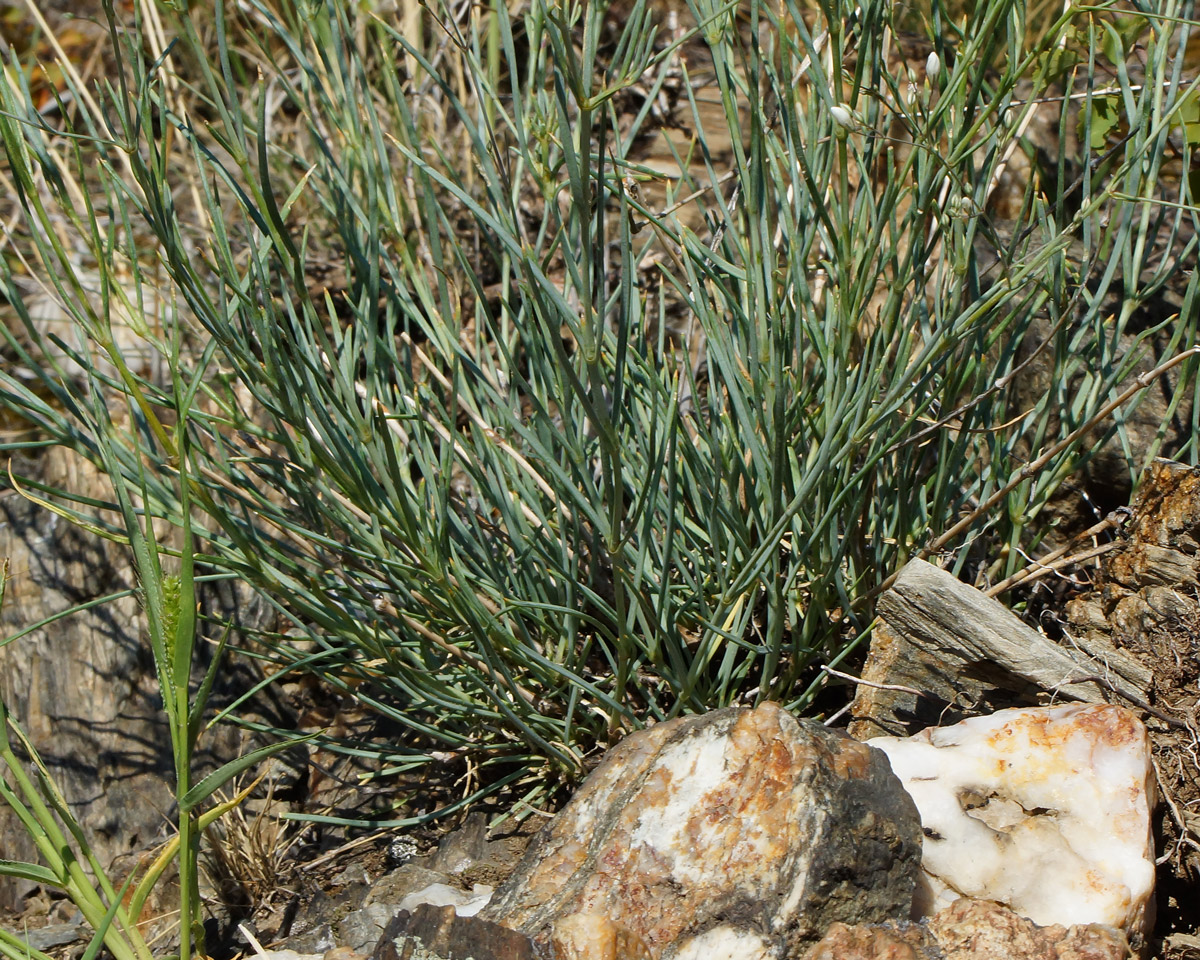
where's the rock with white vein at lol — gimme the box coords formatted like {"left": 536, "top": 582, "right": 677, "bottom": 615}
{"left": 483, "top": 703, "right": 923, "bottom": 958}
{"left": 870, "top": 704, "right": 1155, "bottom": 940}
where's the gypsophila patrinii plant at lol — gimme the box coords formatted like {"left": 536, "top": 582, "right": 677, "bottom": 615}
{"left": 1, "top": 0, "right": 1198, "bottom": 823}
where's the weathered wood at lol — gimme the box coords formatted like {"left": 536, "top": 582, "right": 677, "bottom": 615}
{"left": 848, "top": 559, "right": 1150, "bottom": 740}
{"left": 889, "top": 559, "right": 1149, "bottom": 699}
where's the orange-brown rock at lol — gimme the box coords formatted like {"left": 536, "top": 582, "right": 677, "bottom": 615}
{"left": 800, "top": 898, "right": 1132, "bottom": 960}
{"left": 482, "top": 703, "right": 921, "bottom": 958}
{"left": 929, "top": 898, "right": 1132, "bottom": 960}
{"left": 551, "top": 913, "right": 652, "bottom": 960}
{"left": 802, "top": 921, "right": 933, "bottom": 960}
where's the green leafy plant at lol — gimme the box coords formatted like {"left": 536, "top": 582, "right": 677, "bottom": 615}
{"left": 0, "top": 0, "right": 1196, "bottom": 840}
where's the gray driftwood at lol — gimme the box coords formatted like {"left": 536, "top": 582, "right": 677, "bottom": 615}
{"left": 848, "top": 559, "right": 1150, "bottom": 740}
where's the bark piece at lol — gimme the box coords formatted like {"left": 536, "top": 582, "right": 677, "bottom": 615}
{"left": 1065, "top": 460, "right": 1200, "bottom": 710}
{"left": 1106, "top": 461, "right": 1200, "bottom": 588}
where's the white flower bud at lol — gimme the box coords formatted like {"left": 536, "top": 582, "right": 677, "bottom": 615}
{"left": 926, "top": 50, "right": 941, "bottom": 81}
{"left": 830, "top": 104, "right": 854, "bottom": 129}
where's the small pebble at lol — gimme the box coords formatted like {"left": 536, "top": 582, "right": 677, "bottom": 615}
{"left": 323, "top": 947, "right": 365, "bottom": 960}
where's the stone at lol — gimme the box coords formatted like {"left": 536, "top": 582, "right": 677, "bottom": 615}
{"left": 482, "top": 702, "right": 922, "bottom": 957}
{"left": 371, "top": 904, "right": 537, "bottom": 960}
{"left": 0, "top": 922, "right": 86, "bottom": 953}
{"left": 869, "top": 704, "right": 1155, "bottom": 940}
{"left": 305, "top": 872, "right": 496, "bottom": 954}
{"left": 287, "top": 921, "right": 339, "bottom": 956}
{"left": 251, "top": 951, "right": 324, "bottom": 960}
{"left": 333, "top": 864, "right": 374, "bottom": 889}
{"left": 287, "top": 835, "right": 517, "bottom": 955}
{"left": 801, "top": 920, "right": 936, "bottom": 960}
{"left": 425, "top": 813, "right": 490, "bottom": 875}
{"left": 928, "top": 897, "right": 1131, "bottom": 960}
{"left": 550, "top": 913, "right": 652, "bottom": 960}
{"left": 801, "top": 898, "right": 1131, "bottom": 960}
{"left": 395, "top": 883, "right": 494, "bottom": 918}
{"left": 667, "top": 925, "right": 775, "bottom": 960}
{"left": 324, "top": 948, "right": 367, "bottom": 960}
{"left": 422, "top": 812, "right": 528, "bottom": 889}
{"left": 551, "top": 917, "right": 776, "bottom": 960}
{"left": 336, "top": 904, "right": 399, "bottom": 954}
{"left": 363, "top": 865, "right": 462, "bottom": 908}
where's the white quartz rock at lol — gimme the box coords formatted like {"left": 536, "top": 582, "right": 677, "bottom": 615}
{"left": 870, "top": 704, "right": 1155, "bottom": 937}
{"left": 397, "top": 881, "right": 495, "bottom": 917}
{"left": 670, "top": 926, "right": 774, "bottom": 960}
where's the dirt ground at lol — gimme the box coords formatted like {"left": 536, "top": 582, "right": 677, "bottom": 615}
{"left": 1116, "top": 609, "right": 1200, "bottom": 960}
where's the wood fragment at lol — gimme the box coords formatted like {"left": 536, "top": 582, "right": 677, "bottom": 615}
{"left": 848, "top": 559, "right": 1151, "bottom": 740}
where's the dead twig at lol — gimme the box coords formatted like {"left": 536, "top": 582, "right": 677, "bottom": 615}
{"left": 820, "top": 664, "right": 924, "bottom": 697}
{"left": 985, "top": 541, "right": 1119, "bottom": 597}
{"left": 985, "top": 511, "right": 1127, "bottom": 597}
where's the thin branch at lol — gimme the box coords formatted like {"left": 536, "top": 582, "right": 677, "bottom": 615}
{"left": 820, "top": 664, "right": 925, "bottom": 698}
{"left": 985, "top": 511, "right": 1126, "bottom": 596}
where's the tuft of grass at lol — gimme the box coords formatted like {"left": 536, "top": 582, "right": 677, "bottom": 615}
{"left": 0, "top": 0, "right": 1197, "bottom": 825}
{"left": 0, "top": 536, "right": 305, "bottom": 960}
